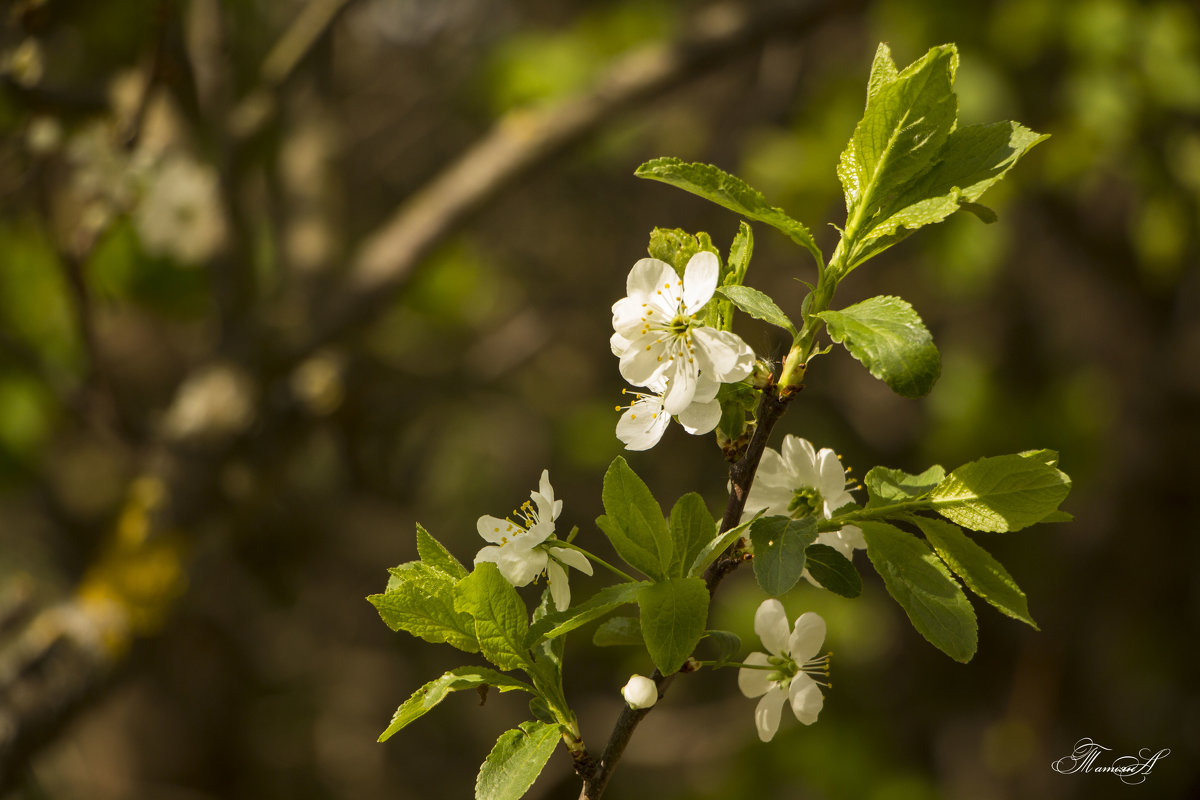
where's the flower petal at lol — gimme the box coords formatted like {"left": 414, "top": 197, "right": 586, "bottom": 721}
{"left": 691, "top": 327, "right": 754, "bottom": 381}
{"left": 788, "top": 675, "right": 824, "bottom": 725}
{"left": 626, "top": 258, "right": 674, "bottom": 299}
{"left": 618, "top": 331, "right": 670, "bottom": 387}
{"left": 495, "top": 545, "right": 547, "bottom": 587}
{"left": 754, "top": 598, "right": 791, "bottom": 657}
{"left": 677, "top": 397, "right": 721, "bottom": 435}
{"left": 737, "top": 651, "right": 773, "bottom": 698}
{"left": 781, "top": 435, "right": 820, "bottom": 489}
{"left": 477, "top": 514, "right": 520, "bottom": 545}
{"left": 474, "top": 545, "right": 502, "bottom": 566}
{"left": 546, "top": 559, "right": 570, "bottom": 610}
{"left": 787, "top": 611, "right": 826, "bottom": 662}
{"left": 753, "top": 688, "right": 788, "bottom": 742}
{"left": 552, "top": 546, "right": 593, "bottom": 576}
{"left": 681, "top": 251, "right": 718, "bottom": 313}
{"left": 616, "top": 397, "right": 670, "bottom": 451}
{"left": 661, "top": 353, "right": 699, "bottom": 415}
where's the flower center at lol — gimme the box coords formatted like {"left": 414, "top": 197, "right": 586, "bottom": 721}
{"left": 788, "top": 486, "right": 824, "bottom": 518}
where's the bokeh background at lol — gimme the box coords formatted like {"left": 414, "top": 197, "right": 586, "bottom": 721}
{"left": 1, "top": 0, "right": 1198, "bottom": 798}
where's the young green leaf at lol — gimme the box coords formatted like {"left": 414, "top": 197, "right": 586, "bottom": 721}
{"left": 379, "top": 667, "right": 534, "bottom": 742}
{"left": 929, "top": 452, "right": 1071, "bottom": 532}
{"left": 803, "top": 543, "right": 862, "bottom": 598}
{"left": 688, "top": 513, "right": 757, "bottom": 577}
{"left": 668, "top": 492, "right": 716, "bottom": 579}
{"left": 525, "top": 581, "right": 647, "bottom": 647}
{"left": 592, "top": 615, "right": 642, "bottom": 647}
{"left": 369, "top": 563, "right": 479, "bottom": 652}
{"left": 715, "top": 285, "right": 797, "bottom": 336}
{"left": 861, "top": 521, "right": 978, "bottom": 662}
{"left": 816, "top": 295, "right": 940, "bottom": 398}
{"left": 726, "top": 220, "right": 754, "bottom": 286}
{"left": 634, "top": 157, "right": 823, "bottom": 266}
{"left": 700, "top": 629, "right": 742, "bottom": 663}
{"left": 838, "top": 45, "right": 958, "bottom": 230}
{"left": 864, "top": 464, "right": 946, "bottom": 507}
{"left": 857, "top": 121, "right": 1048, "bottom": 258}
{"left": 748, "top": 515, "right": 818, "bottom": 596}
{"left": 913, "top": 516, "right": 1037, "bottom": 629}
{"left": 454, "top": 563, "right": 533, "bottom": 672}
{"left": 637, "top": 577, "right": 710, "bottom": 675}
{"left": 865, "top": 42, "right": 900, "bottom": 101}
{"left": 476, "top": 721, "right": 561, "bottom": 800}
{"left": 599, "top": 456, "right": 672, "bottom": 580}
{"left": 646, "top": 227, "right": 719, "bottom": 276}
{"left": 415, "top": 523, "right": 469, "bottom": 579}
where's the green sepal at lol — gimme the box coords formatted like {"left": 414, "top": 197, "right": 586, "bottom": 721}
{"left": 634, "top": 157, "right": 823, "bottom": 266}
{"left": 369, "top": 562, "right": 479, "bottom": 652}
{"left": 816, "top": 295, "right": 940, "bottom": 398}
{"left": 929, "top": 452, "right": 1071, "bottom": 532}
{"left": 592, "top": 615, "right": 642, "bottom": 647}
{"left": 475, "top": 720, "right": 561, "bottom": 800}
{"left": 378, "top": 667, "right": 534, "bottom": 742}
{"left": 861, "top": 521, "right": 978, "bottom": 663}
{"left": 803, "top": 543, "right": 862, "bottom": 598}
{"left": 912, "top": 516, "right": 1037, "bottom": 629}
{"left": 748, "top": 515, "right": 818, "bottom": 596}
{"left": 637, "top": 577, "right": 710, "bottom": 675}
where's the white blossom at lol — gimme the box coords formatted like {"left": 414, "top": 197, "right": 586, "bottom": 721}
{"left": 610, "top": 252, "right": 754, "bottom": 414}
{"left": 744, "top": 435, "right": 865, "bottom": 582}
{"left": 474, "top": 470, "right": 592, "bottom": 610}
{"left": 621, "top": 674, "right": 658, "bottom": 709}
{"left": 615, "top": 376, "right": 722, "bottom": 451}
{"left": 737, "top": 600, "right": 829, "bottom": 741}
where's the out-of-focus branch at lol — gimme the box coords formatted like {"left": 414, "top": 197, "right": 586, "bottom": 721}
{"left": 305, "top": 0, "right": 853, "bottom": 355}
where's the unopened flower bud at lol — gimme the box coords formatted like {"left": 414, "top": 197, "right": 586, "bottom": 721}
{"left": 621, "top": 674, "right": 658, "bottom": 709}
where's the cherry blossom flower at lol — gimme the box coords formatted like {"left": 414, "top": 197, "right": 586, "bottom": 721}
{"left": 621, "top": 674, "right": 658, "bottom": 709}
{"left": 737, "top": 600, "right": 830, "bottom": 741}
{"left": 474, "top": 470, "right": 592, "bottom": 610}
{"left": 615, "top": 376, "right": 722, "bottom": 451}
{"left": 610, "top": 252, "right": 754, "bottom": 414}
{"left": 744, "top": 435, "right": 866, "bottom": 580}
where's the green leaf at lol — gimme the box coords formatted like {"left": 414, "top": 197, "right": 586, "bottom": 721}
{"left": 861, "top": 521, "right": 977, "bottom": 662}
{"left": 599, "top": 457, "right": 672, "bottom": 580}
{"left": 700, "top": 629, "right": 742, "bottom": 662}
{"left": 866, "top": 42, "right": 900, "bottom": 101}
{"left": 864, "top": 464, "right": 946, "bottom": 507}
{"left": 816, "top": 295, "right": 940, "bottom": 398}
{"left": 715, "top": 285, "right": 797, "bottom": 335}
{"left": 592, "top": 615, "right": 642, "bottom": 647}
{"left": 726, "top": 221, "right": 753, "bottom": 286}
{"left": 416, "top": 523, "right": 468, "bottom": 579}
{"left": 668, "top": 493, "right": 716, "bottom": 579}
{"left": 804, "top": 543, "right": 862, "bottom": 598}
{"left": 749, "top": 515, "right": 818, "bottom": 596}
{"left": 454, "top": 563, "right": 533, "bottom": 672}
{"left": 369, "top": 563, "right": 479, "bottom": 652}
{"left": 475, "top": 720, "right": 561, "bottom": 800}
{"left": 929, "top": 452, "right": 1071, "bottom": 532}
{"left": 637, "top": 577, "right": 710, "bottom": 675}
{"left": 837, "top": 45, "right": 958, "bottom": 227}
{"left": 859, "top": 121, "right": 1048, "bottom": 254}
{"left": 379, "top": 667, "right": 533, "bottom": 742}
{"left": 688, "top": 513, "right": 757, "bottom": 577}
{"left": 634, "top": 157, "right": 822, "bottom": 265}
{"left": 525, "top": 581, "right": 647, "bottom": 647}
{"left": 913, "top": 516, "right": 1037, "bottom": 629}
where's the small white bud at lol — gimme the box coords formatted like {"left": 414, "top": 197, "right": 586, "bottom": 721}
{"left": 621, "top": 674, "right": 658, "bottom": 709}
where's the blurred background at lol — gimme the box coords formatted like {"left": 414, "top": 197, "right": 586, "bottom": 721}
{"left": 1, "top": 0, "right": 1198, "bottom": 798}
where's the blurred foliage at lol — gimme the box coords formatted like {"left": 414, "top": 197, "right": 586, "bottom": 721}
{"left": 0, "top": 0, "right": 1198, "bottom": 798}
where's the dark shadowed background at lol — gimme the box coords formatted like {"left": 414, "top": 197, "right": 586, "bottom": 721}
{"left": 1, "top": 0, "right": 1198, "bottom": 798}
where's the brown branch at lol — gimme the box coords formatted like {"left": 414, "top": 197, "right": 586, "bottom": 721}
{"left": 579, "top": 387, "right": 794, "bottom": 799}
{"left": 302, "top": 0, "right": 851, "bottom": 357}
